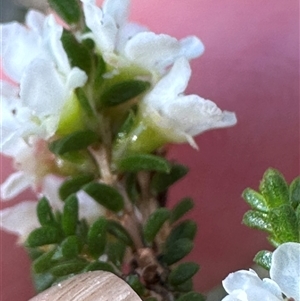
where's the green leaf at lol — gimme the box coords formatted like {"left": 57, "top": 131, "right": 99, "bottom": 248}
{"left": 48, "top": 0, "right": 81, "bottom": 24}
{"left": 62, "top": 195, "right": 79, "bottom": 236}
{"left": 254, "top": 250, "right": 272, "bottom": 270}
{"left": 61, "top": 30, "right": 92, "bottom": 73}
{"left": 50, "top": 259, "right": 87, "bottom": 277}
{"left": 290, "top": 176, "right": 300, "bottom": 209}
{"left": 269, "top": 204, "right": 299, "bottom": 243}
{"left": 242, "top": 188, "right": 268, "bottom": 212}
{"left": 59, "top": 174, "right": 94, "bottom": 201}
{"left": 37, "top": 197, "right": 55, "bottom": 226}
{"left": 162, "top": 238, "right": 194, "bottom": 265}
{"left": 83, "top": 182, "right": 124, "bottom": 212}
{"left": 125, "top": 173, "right": 139, "bottom": 204}
{"left": 143, "top": 208, "right": 170, "bottom": 244}
{"left": 168, "top": 262, "right": 199, "bottom": 286}
{"left": 115, "top": 110, "right": 136, "bottom": 141}
{"left": 76, "top": 88, "right": 95, "bottom": 117}
{"left": 242, "top": 211, "right": 272, "bottom": 232}
{"left": 88, "top": 217, "right": 107, "bottom": 258}
{"left": 33, "top": 249, "right": 56, "bottom": 273}
{"left": 61, "top": 236, "right": 81, "bottom": 259}
{"left": 49, "top": 130, "right": 98, "bottom": 155}
{"left": 106, "top": 239, "right": 127, "bottom": 268}
{"left": 176, "top": 292, "right": 205, "bottom": 301}
{"left": 174, "top": 278, "right": 193, "bottom": 292}
{"left": 93, "top": 54, "right": 106, "bottom": 90}
{"left": 126, "top": 275, "right": 145, "bottom": 295}
{"left": 84, "top": 261, "right": 115, "bottom": 273}
{"left": 170, "top": 198, "right": 194, "bottom": 224}
{"left": 107, "top": 220, "right": 134, "bottom": 247}
{"left": 27, "top": 226, "right": 62, "bottom": 247}
{"left": 118, "top": 153, "right": 171, "bottom": 173}
{"left": 259, "top": 168, "right": 289, "bottom": 208}
{"left": 98, "top": 80, "right": 150, "bottom": 108}
{"left": 32, "top": 272, "right": 55, "bottom": 293}
{"left": 151, "top": 164, "right": 189, "bottom": 194}
{"left": 167, "top": 220, "right": 197, "bottom": 246}
{"left": 145, "top": 298, "right": 159, "bottom": 301}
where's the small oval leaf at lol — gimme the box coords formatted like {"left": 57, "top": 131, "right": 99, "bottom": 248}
{"left": 27, "top": 226, "right": 62, "bottom": 247}
{"left": 162, "top": 238, "right": 194, "bottom": 265}
{"left": 242, "top": 188, "right": 269, "bottom": 212}
{"left": 259, "top": 168, "right": 289, "bottom": 208}
{"left": 61, "top": 236, "right": 81, "bottom": 259}
{"left": 88, "top": 217, "right": 107, "bottom": 258}
{"left": 151, "top": 164, "right": 189, "bottom": 194}
{"left": 254, "top": 250, "right": 272, "bottom": 270}
{"left": 269, "top": 204, "right": 299, "bottom": 243}
{"left": 59, "top": 174, "right": 94, "bottom": 201}
{"left": 289, "top": 176, "right": 300, "bottom": 209}
{"left": 167, "top": 220, "right": 197, "bottom": 246}
{"left": 143, "top": 208, "right": 170, "bottom": 243}
{"left": 118, "top": 154, "right": 171, "bottom": 173}
{"left": 99, "top": 80, "right": 150, "bottom": 108}
{"left": 49, "top": 130, "right": 98, "bottom": 155}
{"left": 170, "top": 198, "right": 194, "bottom": 224}
{"left": 62, "top": 195, "right": 79, "bottom": 236}
{"left": 83, "top": 182, "right": 124, "bottom": 212}
{"left": 176, "top": 292, "right": 205, "bottom": 301}
{"left": 107, "top": 220, "right": 134, "bottom": 247}
{"left": 61, "top": 30, "right": 92, "bottom": 73}
{"left": 168, "top": 262, "right": 199, "bottom": 286}
{"left": 33, "top": 249, "right": 56, "bottom": 273}
{"left": 242, "top": 211, "right": 272, "bottom": 232}
{"left": 50, "top": 259, "right": 87, "bottom": 277}
{"left": 37, "top": 197, "right": 55, "bottom": 226}
{"left": 48, "top": 0, "right": 81, "bottom": 24}
{"left": 84, "top": 261, "right": 115, "bottom": 273}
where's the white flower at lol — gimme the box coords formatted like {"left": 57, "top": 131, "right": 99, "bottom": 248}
{"left": 270, "top": 242, "right": 300, "bottom": 301}
{"left": 1, "top": 10, "right": 87, "bottom": 146}
{"left": 222, "top": 242, "right": 300, "bottom": 301}
{"left": 141, "top": 57, "right": 237, "bottom": 148}
{"left": 81, "top": 0, "right": 204, "bottom": 75}
{"left": 0, "top": 175, "right": 106, "bottom": 243}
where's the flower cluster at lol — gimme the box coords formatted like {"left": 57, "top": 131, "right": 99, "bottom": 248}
{"left": 1, "top": 0, "right": 236, "bottom": 238}
{"left": 1, "top": 0, "right": 237, "bottom": 299}
{"left": 222, "top": 242, "right": 300, "bottom": 301}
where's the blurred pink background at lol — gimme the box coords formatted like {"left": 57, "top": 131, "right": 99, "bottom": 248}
{"left": 1, "top": 0, "right": 299, "bottom": 300}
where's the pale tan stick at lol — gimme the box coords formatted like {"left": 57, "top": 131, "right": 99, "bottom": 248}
{"left": 29, "top": 271, "right": 142, "bottom": 301}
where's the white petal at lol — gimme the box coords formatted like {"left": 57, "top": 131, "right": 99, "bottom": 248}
{"left": 163, "top": 95, "right": 237, "bottom": 136}
{"left": 66, "top": 67, "right": 88, "bottom": 91}
{"left": 42, "top": 175, "right": 64, "bottom": 211}
{"left": 222, "top": 270, "right": 283, "bottom": 301}
{"left": 116, "top": 22, "right": 148, "bottom": 53}
{"left": 1, "top": 22, "right": 42, "bottom": 82}
{"left": 103, "top": 0, "right": 130, "bottom": 27}
{"left": 145, "top": 57, "right": 191, "bottom": 107}
{"left": 25, "top": 10, "right": 46, "bottom": 35}
{"left": 0, "top": 171, "right": 31, "bottom": 201}
{"left": 179, "top": 36, "right": 205, "bottom": 60}
{"left": 270, "top": 242, "right": 300, "bottom": 301}
{"left": 0, "top": 201, "right": 39, "bottom": 243}
{"left": 77, "top": 190, "right": 106, "bottom": 224}
{"left": 20, "top": 58, "right": 66, "bottom": 117}
{"left": 124, "top": 32, "right": 182, "bottom": 72}
{"left": 42, "top": 15, "right": 71, "bottom": 75}
{"left": 222, "top": 270, "right": 264, "bottom": 293}
{"left": 82, "top": 0, "right": 117, "bottom": 53}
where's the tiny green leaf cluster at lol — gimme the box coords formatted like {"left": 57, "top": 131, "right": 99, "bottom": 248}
{"left": 242, "top": 168, "right": 300, "bottom": 269}
{"left": 26, "top": 156, "right": 202, "bottom": 300}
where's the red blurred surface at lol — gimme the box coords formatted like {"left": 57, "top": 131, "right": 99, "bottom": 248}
{"left": 1, "top": 0, "right": 299, "bottom": 300}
